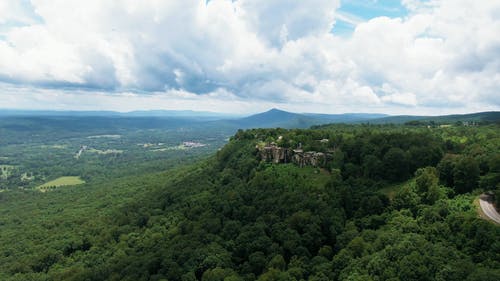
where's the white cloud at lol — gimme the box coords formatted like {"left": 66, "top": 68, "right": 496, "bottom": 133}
{"left": 236, "top": 0, "right": 339, "bottom": 46}
{"left": 0, "top": 0, "right": 499, "bottom": 114}
{"left": 381, "top": 92, "right": 417, "bottom": 106}
{"left": 0, "top": 0, "right": 37, "bottom": 25}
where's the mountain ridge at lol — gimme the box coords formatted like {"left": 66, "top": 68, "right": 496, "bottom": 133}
{"left": 1, "top": 108, "right": 498, "bottom": 129}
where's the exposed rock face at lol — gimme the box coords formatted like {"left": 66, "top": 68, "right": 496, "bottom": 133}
{"left": 293, "top": 151, "right": 327, "bottom": 167}
{"left": 258, "top": 144, "right": 330, "bottom": 167}
{"left": 259, "top": 144, "right": 292, "bottom": 164}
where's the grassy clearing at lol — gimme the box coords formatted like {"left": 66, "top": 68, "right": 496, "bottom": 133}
{"left": 298, "top": 166, "right": 331, "bottom": 188}
{"left": 265, "top": 164, "right": 331, "bottom": 190}
{"left": 87, "top": 134, "right": 121, "bottom": 139}
{"left": 21, "top": 172, "right": 35, "bottom": 181}
{"left": 51, "top": 144, "right": 67, "bottom": 149}
{"left": 37, "top": 176, "right": 85, "bottom": 191}
{"left": 87, "top": 148, "right": 123, "bottom": 154}
{"left": 152, "top": 145, "right": 187, "bottom": 152}
{"left": 40, "top": 144, "right": 67, "bottom": 149}
{"left": 379, "top": 179, "right": 414, "bottom": 200}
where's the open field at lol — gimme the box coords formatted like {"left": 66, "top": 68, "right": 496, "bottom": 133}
{"left": 87, "top": 148, "right": 123, "bottom": 154}
{"left": 37, "top": 176, "right": 85, "bottom": 191}
{"left": 87, "top": 134, "right": 121, "bottom": 139}
{"left": 297, "top": 166, "right": 331, "bottom": 189}
{"left": 40, "top": 144, "right": 67, "bottom": 149}
{"left": 151, "top": 145, "right": 187, "bottom": 152}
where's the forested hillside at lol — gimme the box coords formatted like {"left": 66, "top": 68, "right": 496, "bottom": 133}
{"left": 0, "top": 124, "right": 499, "bottom": 280}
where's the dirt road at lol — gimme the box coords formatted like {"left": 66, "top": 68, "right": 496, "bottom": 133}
{"left": 479, "top": 194, "right": 500, "bottom": 224}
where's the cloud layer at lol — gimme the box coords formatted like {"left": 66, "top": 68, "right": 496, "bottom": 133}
{"left": 0, "top": 0, "right": 499, "bottom": 114}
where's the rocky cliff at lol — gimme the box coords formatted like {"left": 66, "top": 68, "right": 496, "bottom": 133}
{"left": 258, "top": 144, "right": 330, "bottom": 167}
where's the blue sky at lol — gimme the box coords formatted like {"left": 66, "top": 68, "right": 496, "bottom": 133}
{"left": 333, "top": 0, "right": 408, "bottom": 35}
{"left": 0, "top": 0, "right": 499, "bottom": 114}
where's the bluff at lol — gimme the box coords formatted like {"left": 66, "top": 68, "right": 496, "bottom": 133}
{"left": 257, "top": 143, "right": 331, "bottom": 167}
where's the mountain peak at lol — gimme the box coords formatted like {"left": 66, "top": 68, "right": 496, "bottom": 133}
{"left": 267, "top": 108, "right": 287, "bottom": 113}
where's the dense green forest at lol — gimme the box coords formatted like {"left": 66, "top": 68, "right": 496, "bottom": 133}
{"left": 0, "top": 121, "right": 499, "bottom": 280}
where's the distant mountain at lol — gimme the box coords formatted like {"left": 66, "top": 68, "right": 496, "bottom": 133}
{"left": 124, "top": 110, "right": 241, "bottom": 119}
{"left": 228, "top": 109, "right": 500, "bottom": 129}
{"left": 424, "top": 111, "right": 500, "bottom": 123}
{"left": 367, "top": 111, "right": 500, "bottom": 124}
{"left": 0, "top": 109, "right": 240, "bottom": 120}
{"left": 2, "top": 108, "right": 497, "bottom": 129}
{"left": 0, "top": 109, "right": 121, "bottom": 117}
{"left": 232, "top": 108, "right": 313, "bottom": 128}
{"left": 305, "top": 112, "right": 388, "bottom": 123}
{"left": 227, "top": 108, "right": 388, "bottom": 129}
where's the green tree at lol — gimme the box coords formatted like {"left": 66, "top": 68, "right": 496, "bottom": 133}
{"left": 393, "top": 185, "right": 420, "bottom": 211}
{"left": 257, "top": 269, "right": 293, "bottom": 281}
{"left": 437, "top": 154, "right": 458, "bottom": 187}
{"left": 267, "top": 255, "right": 286, "bottom": 271}
{"left": 495, "top": 187, "right": 500, "bottom": 209}
{"left": 453, "top": 157, "right": 480, "bottom": 193}
{"left": 363, "top": 155, "right": 383, "bottom": 179}
{"left": 415, "top": 167, "right": 445, "bottom": 204}
{"left": 383, "top": 148, "right": 409, "bottom": 181}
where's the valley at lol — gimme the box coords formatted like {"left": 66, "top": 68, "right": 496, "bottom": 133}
{"left": 0, "top": 116, "right": 234, "bottom": 191}
{"left": 0, "top": 111, "right": 498, "bottom": 280}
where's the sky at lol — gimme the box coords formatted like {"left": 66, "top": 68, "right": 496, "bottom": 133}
{"left": 0, "top": 0, "right": 499, "bottom": 115}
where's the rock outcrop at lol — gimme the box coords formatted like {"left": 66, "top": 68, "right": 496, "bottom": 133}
{"left": 259, "top": 143, "right": 292, "bottom": 164}
{"left": 257, "top": 144, "right": 331, "bottom": 167}
{"left": 293, "top": 151, "right": 327, "bottom": 167}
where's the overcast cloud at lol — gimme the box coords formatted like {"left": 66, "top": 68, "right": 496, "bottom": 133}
{"left": 0, "top": 0, "right": 499, "bottom": 114}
